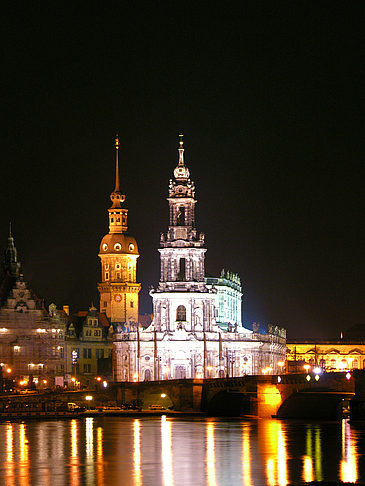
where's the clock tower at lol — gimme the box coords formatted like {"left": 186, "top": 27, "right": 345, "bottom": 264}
{"left": 98, "top": 136, "right": 140, "bottom": 326}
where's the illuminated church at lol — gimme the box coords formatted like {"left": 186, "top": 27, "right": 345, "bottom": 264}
{"left": 109, "top": 135, "right": 286, "bottom": 381}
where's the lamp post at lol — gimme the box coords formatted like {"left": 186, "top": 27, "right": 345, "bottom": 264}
{"left": 206, "top": 366, "right": 213, "bottom": 378}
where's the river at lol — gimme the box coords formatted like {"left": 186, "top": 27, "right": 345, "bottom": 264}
{"left": 0, "top": 416, "right": 363, "bottom": 485}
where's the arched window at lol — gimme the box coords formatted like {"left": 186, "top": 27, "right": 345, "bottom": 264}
{"left": 176, "top": 305, "right": 186, "bottom": 321}
{"left": 144, "top": 369, "right": 151, "bottom": 381}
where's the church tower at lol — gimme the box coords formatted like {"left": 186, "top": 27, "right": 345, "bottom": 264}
{"left": 151, "top": 134, "right": 215, "bottom": 333}
{"left": 98, "top": 136, "right": 140, "bottom": 326}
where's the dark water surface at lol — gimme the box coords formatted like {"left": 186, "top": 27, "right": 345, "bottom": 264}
{"left": 0, "top": 416, "right": 364, "bottom": 485}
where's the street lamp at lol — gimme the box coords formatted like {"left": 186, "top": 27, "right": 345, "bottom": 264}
{"left": 206, "top": 366, "right": 213, "bottom": 378}
{"left": 303, "top": 364, "right": 310, "bottom": 373}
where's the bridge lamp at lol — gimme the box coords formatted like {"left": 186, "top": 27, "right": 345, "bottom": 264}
{"left": 277, "top": 361, "right": 285, "bottom": 373}
{"left": 262, "top": 368, "right": 267, "bottom": 375}
{"left": 306, "top": 375, "right": 311, "bottom": 382}
{"left": 6, "top": 368, "right": 11, "bottom": 374}
{"left": 314, "top": 375, "right": 320, "bottom": 381}
{"left": 267, "top": 366, "right": 273, "bottom": 374}
{"left": 102, "top": 381, "right": 108, "bottom": 388}
{"left": 303, "top": 364, "right": 310, "bottom": 373}
{"left": 85, "top": 395, "right": 93, "bottom": 401}
{"left": 277, "top": 376, "right": 282, "bottom": 383}
{"left": 313, "top": 367, "right": 322, "bottom": 375}
{"left": 161, "top": 393, "right": 166, "bottom": 398}
{"left": 346, "top": 372, "right": 351, "bottom": 380}
{"left": 207, "top": 366, "right": 213, "bottom": 378}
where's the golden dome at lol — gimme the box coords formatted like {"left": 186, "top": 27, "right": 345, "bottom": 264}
{"left": 99, "top": 233, "right": 139, "bottom": 255}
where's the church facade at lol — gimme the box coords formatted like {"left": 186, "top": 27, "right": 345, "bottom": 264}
{"left": 112, "top": 136, "right": 286, "bottom": 381}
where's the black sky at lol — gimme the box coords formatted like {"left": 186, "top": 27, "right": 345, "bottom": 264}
{"left": 0, "top": 2, "right": 363, "bottom": 339}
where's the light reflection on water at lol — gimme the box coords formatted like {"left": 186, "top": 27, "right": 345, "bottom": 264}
{"left": 0, "top": 417, "right": 363, "bottom": 485}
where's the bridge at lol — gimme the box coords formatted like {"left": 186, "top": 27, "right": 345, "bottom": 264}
{"left": 117, "top": 371, "right": 357, "bottom": 419}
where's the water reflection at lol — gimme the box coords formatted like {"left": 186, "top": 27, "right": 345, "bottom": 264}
{"left": 341, "top": 419, "right": 358, "bottom": 483}
{"left": 70, "top": 419, "right": 79, "bottom": 486}
{"left": 0, "top": 417, "right": 363, "bottom": 485}
{"left": 96, "top": 426, "right": 104, "bottom": 485}
{"left": 19, "top": 423, "right": 29, "bottom": 486}
{"left": 264, "top": 421, "right": 288, "bottom": 486}
{"left": 206, "top": 421, "right": 217, "bottom": 486}
{"left": 242, "top": 424, "right": 252, "bottom": 486}
{"left": 161, "top": 415, "right": 174, "bottom": 486}
{"left": 134, "top": 419, "right": 142, "bottom": 486}
{"left": 6, "top": 423, "right": 14, "bottom": 486}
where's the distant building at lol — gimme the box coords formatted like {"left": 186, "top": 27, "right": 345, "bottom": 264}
{"left": 113, "top": 135, "right": 287, "bottom": 381}
{"left": 206, "top": 270, "right": 242, "bottom": 330}
{"left": 286, "top": 327, "right": 365, "bottom": 372}
{"left": 0, "top": 231, "right": 66, "bottom": 385}
{"left": 65, "top": 305, "right": 113, "bottom": 386}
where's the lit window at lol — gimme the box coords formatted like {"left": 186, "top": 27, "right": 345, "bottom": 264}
{"left": 129, "top": 243, "right": 135, "bottom": 251}
{"left": 114, "top": 243, "right": 121, "bottom": 251}
{"left": 102, "top": 243, "right": 108, "bottom": 251}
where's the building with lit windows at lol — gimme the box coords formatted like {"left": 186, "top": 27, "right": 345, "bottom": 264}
{"left": 65, "top": 305, "right": 113, "bottom": 386}
{"left": 287, "top": 332, "right": 365, "bottom": 372}
{"left": 113, "top": 136, "right": 287, "bottom": 381}
{"left": 0, "top": 231, "right": 66, "bottom": 384}
{"left": 206, "top": 270, "right": 242, "bottom": 330}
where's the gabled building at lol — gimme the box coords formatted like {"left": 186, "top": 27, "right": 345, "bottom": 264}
{"left": 0, "top": 230, "right": 66, "bottom": 384}
{"left": 65, "top": 305, "right": 113, "bottom": 386}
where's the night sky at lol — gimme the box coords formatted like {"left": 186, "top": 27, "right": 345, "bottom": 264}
{"left": 1, "top": 2, "right": 363, "bottom": 339}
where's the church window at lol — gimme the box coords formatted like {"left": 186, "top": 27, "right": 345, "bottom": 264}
{"left": 130, "top": 301, "right": 134, "bottom": 308}
{"left": 177, "top": 206, "right": 185, "bottom": 225}
{"left": 111, "top": 218, "right": 114, "bottom": 223}
{"left": 105, "top": 272, "right": 109, "bottom": 280}
{"left": 176, "top": 305, "right": 186, "bottom": 321}
{"left": 115, "top": 263, "right": 121, "bottom": 270}
{"left": 178, "top": 258, "right": 186, "bottom": 281}
{"left": 105, "top": 264, "right": 109, "bottom": 270}
{"left": 114, "top": 243, "right": 121, "bottom": 251}
{"left": 103, "top": 301, "right": 107, "bottom": 307}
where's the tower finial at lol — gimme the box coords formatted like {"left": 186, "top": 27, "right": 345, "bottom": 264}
{"left": 178, "top": 133, "right": 184, "bottom": 166}
{"left": 9, "top": 221, "right": 12, "bottom": 238}
{"left": 114, "top": 134, "right": 120, "bottom": 192}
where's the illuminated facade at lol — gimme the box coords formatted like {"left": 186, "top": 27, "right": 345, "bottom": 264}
{"left": 206, "top": 270, "right": 242, "bottom": 330}
{"left": 0, "top": 231, "right": 66, "bottom": 382}
{"left": 287, "top": 338, "right": 365, "bottom": 372}
{"left": 113, "top": 136, "right": 286, "bottom": 381}
{"left": 98, "top": 135, "right": 141, "bottom": 327}
{"left": 65, "top": 305, "right": 113, "bottom": 386}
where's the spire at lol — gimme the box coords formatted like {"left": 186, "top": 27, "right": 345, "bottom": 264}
{"left": 178, "top": 133, "right": 184, "bottom": 166}
{"left": 110, "top": 134, "right": 125, "bottom": 209}
{"left": 174, "top": 133, "right": 190, "bottom": 180}
{"left": 114, "top": 134, "right": 120, "bottom": 192}
{"left": 3, "top": 227, "right": 20, "bottom": 277}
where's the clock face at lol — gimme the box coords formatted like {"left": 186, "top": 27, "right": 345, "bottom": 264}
{"left": 114, "top": 294, "right": 122, "bottom": 302}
